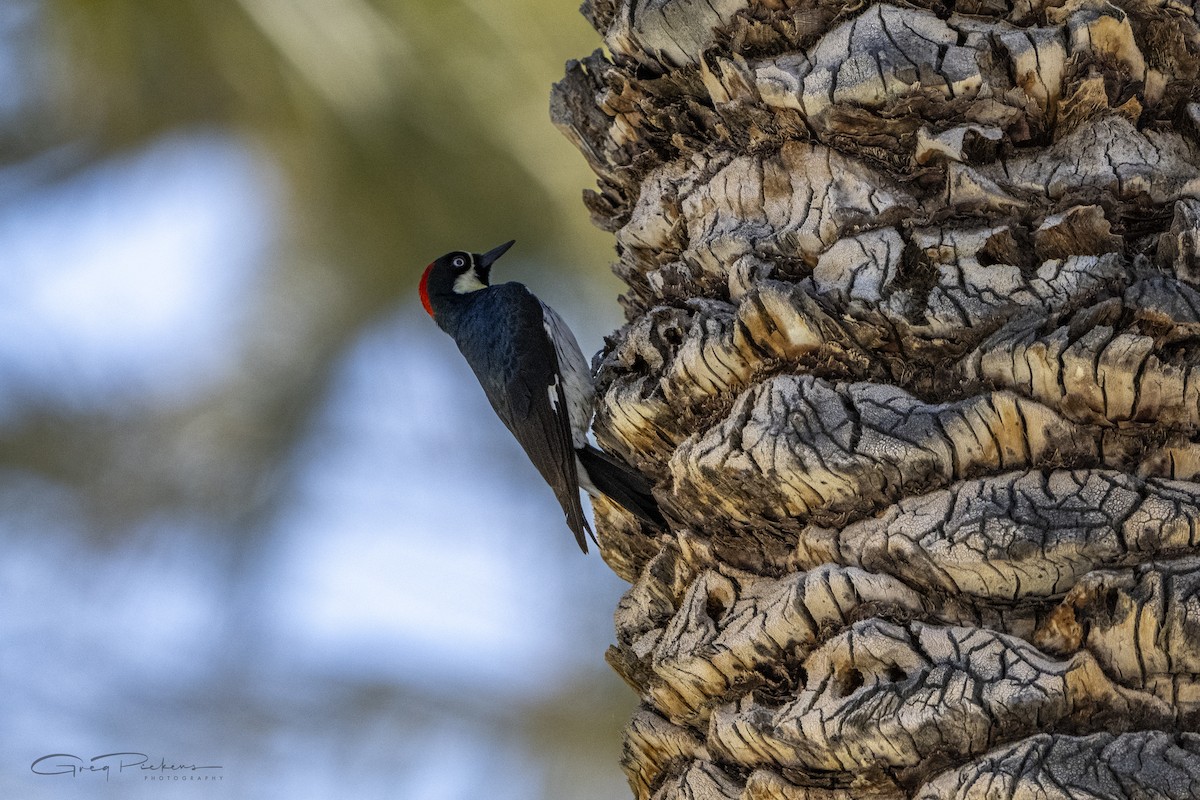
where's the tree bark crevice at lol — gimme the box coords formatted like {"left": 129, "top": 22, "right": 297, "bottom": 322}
{"left": 556, "top": 0, "right": 1200, "bottom": 795}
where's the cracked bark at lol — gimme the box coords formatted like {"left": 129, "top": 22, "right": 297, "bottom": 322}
{"left": 552, "top": 0, "right": 1200, "bottom": 796}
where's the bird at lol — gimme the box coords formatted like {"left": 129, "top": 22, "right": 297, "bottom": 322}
{"left": 418, "top": 240, "right": 664, "bottom": 552}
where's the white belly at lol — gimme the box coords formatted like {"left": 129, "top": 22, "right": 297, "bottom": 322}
{"left": 541, "top": 301, "right": 594, "bottom": 448}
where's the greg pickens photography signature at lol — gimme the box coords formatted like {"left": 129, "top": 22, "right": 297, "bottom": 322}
{"left": 31, "top": 752, "right": 224, "bottom": 781}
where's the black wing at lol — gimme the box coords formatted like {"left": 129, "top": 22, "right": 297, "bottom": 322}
{"left": 455, "top": 283, "right": 592, "bottom": 552}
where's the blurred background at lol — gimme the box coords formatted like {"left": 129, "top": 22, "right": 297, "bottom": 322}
{"left": 0, "top": 1, "right": 637, "bottom": 798}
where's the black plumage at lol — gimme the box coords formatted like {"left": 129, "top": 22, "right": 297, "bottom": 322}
{"left": 437, "top": 281, "right": 590, "bottom": 550}
{"left": 419, "top": 241, "right": 663, "bottom": 552}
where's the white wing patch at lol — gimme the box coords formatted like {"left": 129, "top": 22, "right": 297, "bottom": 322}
{"left": 541, "top": 302, "right": 594, "bottom": 448}
{"left": 547, "top": 374, "right": 560, "bottom": 410}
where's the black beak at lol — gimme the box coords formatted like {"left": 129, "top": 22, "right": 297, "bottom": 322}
{"left": 477, "top": 240, "right": 515, "bottom": 281}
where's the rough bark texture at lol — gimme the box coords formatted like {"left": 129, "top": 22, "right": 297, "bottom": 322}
{"left": 553, "top": 0, "right": 1200, "bottom": 797}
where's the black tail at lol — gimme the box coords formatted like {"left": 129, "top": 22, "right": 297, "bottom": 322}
{"left": 577, "top": 445, "right": 665, "bottom": 529}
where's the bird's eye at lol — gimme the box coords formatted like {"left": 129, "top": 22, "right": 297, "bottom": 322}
{"left": 452, "top": 256, "right": 467, "bottom": 268}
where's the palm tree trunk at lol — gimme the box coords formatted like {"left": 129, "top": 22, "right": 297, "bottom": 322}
{"left": 553, "top": 0, "right": 1200, "bottom": 797}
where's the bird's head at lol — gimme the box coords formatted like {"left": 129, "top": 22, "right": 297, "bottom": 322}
{"left": 419, "top": 240, "right": 515, "bottom": 317}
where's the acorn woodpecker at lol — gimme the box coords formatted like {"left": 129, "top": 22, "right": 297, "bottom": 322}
{"left": 419, "top": 240, "right": 663, "bottom": 552}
